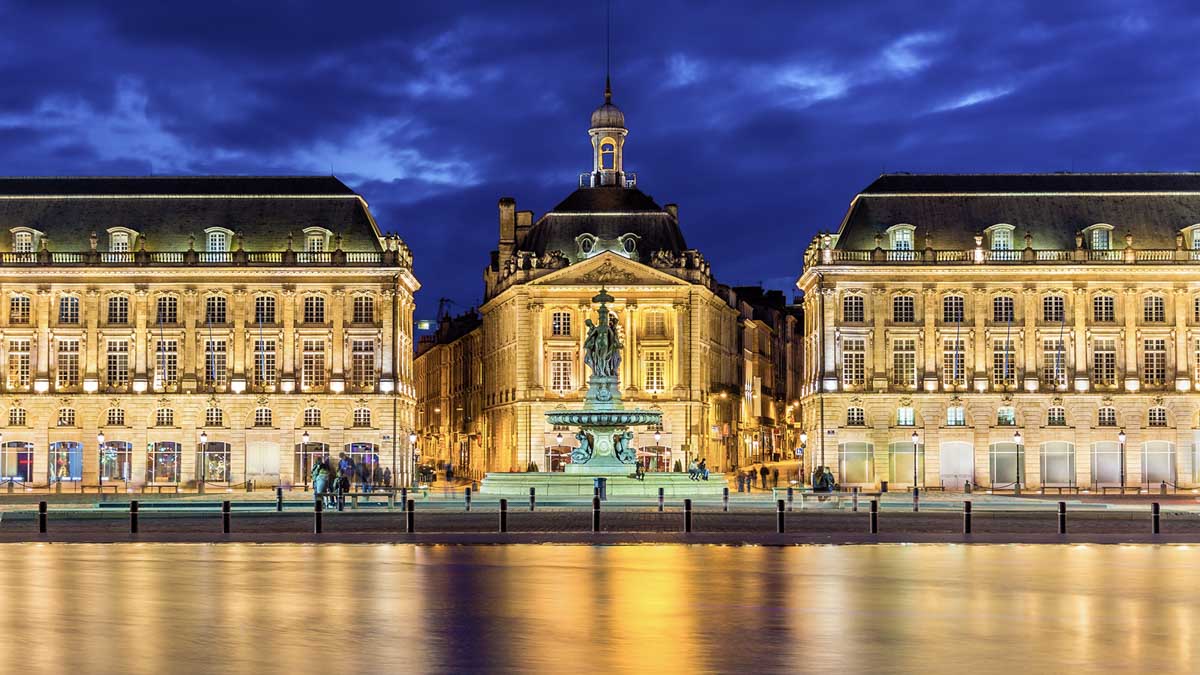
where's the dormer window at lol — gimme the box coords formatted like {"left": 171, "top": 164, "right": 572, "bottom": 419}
{"left": 110, "top": 232, "right": 130, "bottom": 252}
{"left": 306, "top": 234, "right": 324, "bottom": 252}
{"left": 203, "top": 227, "right": 235, "bottom": 253}
{"left": 990, "top": 228, "right": 1013, "bottom": 250}
{"left": 1192, "top": 227, "right": 1200, "bottom": 250}
{"left": 13, "top": 231, "right": 32, "bottom": 253}
{"left": 618, "top": 234, "right": 640, "bottom": 257}
{"left": 887, "top": 225, "right": 915, "bottom": 250}
{"left": 577, "top": 234, "right": 598, "bottom": 258}
{"left": 1085, "top": 224, "right": 1114, "bottom": 250}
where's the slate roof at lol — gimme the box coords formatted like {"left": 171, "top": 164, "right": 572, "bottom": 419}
{"left": 518, "top": 187, "right": 687, "bottom": 261}
{"left": 837, "top": 173, "right": 1200, "bottom": 250}
{"left": 0, "top": 176, "right": 383, "bottom": 252}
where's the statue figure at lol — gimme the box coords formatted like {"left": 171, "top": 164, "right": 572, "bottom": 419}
{"left": 570, "top": 431, "right": 594, "bottom": 463}
{"left": 583, "top": 292, "right": 624, "bottom": 380}
{"left": 612, "top": 430, "right": 636, "bottom": 463}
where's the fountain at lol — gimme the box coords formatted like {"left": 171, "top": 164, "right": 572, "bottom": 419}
{"left": 480, "top": 288, "right": 726, "bottom": 497}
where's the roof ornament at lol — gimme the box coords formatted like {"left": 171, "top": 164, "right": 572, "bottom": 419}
{"left": 286, "top": 232, "right": 294, "bottom": 251}
{"left": 187, "top": 234, "right": 195, "bottom": 252}
{"left": 89, "top": 231, "right": 98, "bottom": 252}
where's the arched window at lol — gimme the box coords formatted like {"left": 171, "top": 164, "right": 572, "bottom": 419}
{"left": 9, "top": 294, "right": 30, "bottom": 324}
{"left": 303, "top": 407, "right": 322, "bottom": 427}
{"left": 887, "top": 224, "right": 915, "bottom": 251}
{"left": 255, "top": 295, "right": 276, "bottom": 324}
{"left": 8, "top": 407, "right": 26, "bottom": 426}
{"left": 993, "top": 296, "right": 1014, "bottom": 323}
{"left": 843, "top": 295, "right": 865, "bottom": 323}
{"left": 987, "top": 225, "right": 1015, "bottom": 251}
{"left": 600, "top": 138, "right": 616, "bottom": 170}
{"left": 57, "top": 408, "right": 75, "bottom": 427}
{"left": 58, "top": 296, "right": 80, "bottom": 324}
{"left": 206, "top": 230, "right": 229, "bottom": 253}
{"left": 942, "top": 295, "right": 964, "bottom": 323}
{"left": 1143, "top": 295, "right": 1165, "bottom": 323}
{"left": 353, "top": 408, "right": 371, "bottom": 427}
{"left": 1087, "top": 224, "right": 1113, "bottom": 250}
{"left": 846, "top": 407, "right": 865, "bottom": 426}
{"left": 352, "top": 296, "right": 375, "bottom": 324}
{"left": 110, "top": 231, "right": 130, "bottom": 252}
{"left": 892, "top": 296, "right": 914, "bottom": 323}
{"left": 303, "top": 296, "right": 326, "bottom": 324}
{"left": 1047, "top": 406, "right": 1066, "bottom": 426}
{"left": 254, "top": 408, "right": 273, "bottom": 427}
{"left": 205, "top": 407, "right": 224, "bottom": 427}
{"left": 156, "top": 295, "right": 178, "bottom": 325}
{"left": 155, "top": 408, "right": 174, "bottom": 427}
{"left": 13, "top": 231, "right": 32, "bottom": 253}
{"left": 106, "top": 408, "right": 125, "bottom": 426}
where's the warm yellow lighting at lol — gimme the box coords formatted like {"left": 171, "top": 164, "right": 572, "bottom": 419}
{"left": 329, "top": 380, "right": 345, "bottom": 393}
{"left": 230, "top": 379, "right": 246, "bottom": 394}
{"left": 83, "top": 378, "right": 99, "bottom": 393}
{"left": 280, "top": 379, "right": 295, "bottom": 393}
{"left": 132, "top": 379, "right": 147, "bottom": 393}
{"left": 34, "top": 379, "right": 49, "bottom": 393}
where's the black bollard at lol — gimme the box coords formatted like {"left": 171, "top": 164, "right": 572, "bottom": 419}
{"left": 400, "top": 487, "right": 408, "bottom": 511}
{"left": 499, "top": 499, "right": 508, "bottom": 533}
{"left": 38, "top": 501, "right": 47, "bottom": 534}
{"left": 1058, "top": 501, "right": 1067, "bottom": 534}
{"left": 963, "top": 500, "right": 972, "bottom": 534}
{"left": 684, "top": 498, "right": 693, "bottom": 533}
{"left": 913, "top": 487, "right": 920, "bottom": 513}
{"left": 787, "top": 486, "right": 794, "bottom": 512}
{"left": 869, "top": 499, "right": 878, "bottom": 534}
{"left": 776, "top": 499, "right": 785, "bottom": 533}
{"left": 529, "top": 487, "right": 536, "bottom": 512}
{"left": 852, "top": 486, "right": 860, "bottom": 512}
{"left": 276, "top": 486, "right": 284, "bottom": 512}
{"left": 130, "top": 500, "right": 139, "bottom": 534}
{"left": 592, "top": 496, "right": 601, "bottom": 532}
{"left": 222, "top": 500, "right": 231, "bottom": 534}
{"left": 723, "top": 487, "right": 730, "bottom": 512}
{"left": 658, "top": 487, "right": 664, "bottom": 513}
{"left": 406, "top": 499, "right": 415, "bottom": 533}
{"left": 465, "top": 486, "right": 472, "bottom": 512}
{"left": 1152, "top": 502, "right": 1161, "bottom": 534}
{"left": 314, "top": 500, "right": 323, "bottom": 534}
{"left": 337, "top": 491, "right": 345, "bottom": 512}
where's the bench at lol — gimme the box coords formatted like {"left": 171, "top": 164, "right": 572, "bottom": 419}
{"left": 79, "top": 484, "right": 120, "bottom": 494}
{"left": 317, "top": 488, "right": 428, "bottom": 510}
{"left": 142, "top": 485, "right": 180, "bottom": 494}
{"left": 1039, "top": 486, "right": 1081, "bottom": 495}
{"left": 772, "top": 488, "right": 882, "bottom": 509}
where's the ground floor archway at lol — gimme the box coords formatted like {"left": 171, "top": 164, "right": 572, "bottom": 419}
{"left": 939, "top": 442, "right": 973, "bottom": 489}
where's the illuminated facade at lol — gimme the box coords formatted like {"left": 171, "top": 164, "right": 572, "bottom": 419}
{"left": 799, "top": 173, "right": 1200, "bottom": 490}
{"left": 0, "top": 177, "right": 418, "bottom": 489}
{"left": 415, "top": 84, "right": 802, "bottom": 479}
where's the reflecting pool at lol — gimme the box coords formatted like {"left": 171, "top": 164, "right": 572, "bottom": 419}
{"left": 0, "top": 544, "right": 1195, "bottom": 674}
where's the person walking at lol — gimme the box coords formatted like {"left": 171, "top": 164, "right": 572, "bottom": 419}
{"left": 736, "top": 471, "right": 745, "bottom": 492}
{"left": 772, "top": 467, "right": 780, "bottom": 488}
{"left": 337, "top": 453, "right": 355, "bottom": 491}
{"left": 312, "top": 459, "right": 331, "bottom": 507}
{"left": 760, "top": 465, "right": 770, "bottom": 490}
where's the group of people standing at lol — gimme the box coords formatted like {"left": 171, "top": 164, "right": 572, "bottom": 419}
{"left": 736, "top": 465, "right": 779, "bottom": 492}
{"left": 310, "top": 452, "right": 392, "bottom": 507}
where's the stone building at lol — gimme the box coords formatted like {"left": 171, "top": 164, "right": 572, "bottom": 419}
{"left": 798, "top": 173, "right": 1200, "bottom": 491}
{"left": 0, "top": 176, "right": 419, "bottom": 489}
{"left": 414, "top": 82, "right": 803, "bottom": 478}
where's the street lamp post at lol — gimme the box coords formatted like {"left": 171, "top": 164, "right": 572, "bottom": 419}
{"left": 1012, "top": 430, "right": 1023, "bottom": 496}
{"left": 96, "top": 431, "right": 105, "bottom": 490}
{"left": 1118, "top": 429, "right": 1127, "bottom": 493}
{"left": 301, "top": 430, "right": 311, "bottom": 490}
{"left": 911, "top": 430, "right": 920, "bottom": 489}
{"left": 198, "top": 430, "right": 208, "bottom": 495}
{"left": 799, "top": 431, "right": 808, "bottom": 484}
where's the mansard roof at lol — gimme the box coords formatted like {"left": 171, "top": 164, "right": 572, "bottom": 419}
{"left": 836, "top": 172, "right": 1200, "bottom": 250}
{"left": 0, "top": 175, "right": 383, "bottom": 251}
{"left": 519, "top": 187, "right": 686, "bottom": 261}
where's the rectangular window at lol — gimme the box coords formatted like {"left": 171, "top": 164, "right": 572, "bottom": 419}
{"left": 306, "top": 234, "right": 325, "bottom": 252}
{"left": 156, "top": 409, "right": 175, "bottom": 427}
{"left": 842, "top": 296, "right": 864, "bottom": 323}
{"left": 946, "top": 406, "right": 966, "bottom": 426}
{"left": 351, "top": 339, "right": 376, "bottom": 389}
{"left": 997, "top": 407, "right": 1016, "bottom": 426}
{"left": 352, "top": 296, "right": 375, "bottom": 324}
{"left": 991, "top": 228, "right": 1013, "bottom": 250}
{"left": 56, "top": 339, "right": 79, "bottom": 389}
{"left": 1143, "top": 296, "right": 1165, "bottom": 323}
{"left": 552, "top": 311, "right": 573, "bottom": 336}
{"left": 156, "top": 296, "right": 178, "bottom": 324}
{"left": 106, "top": 340, "right": 129, "bottom": 387}
{"left": 891, "top": 339, "right": 916, "bottom": 388}
{"left": 207, "top": 231, "right": 228, "bottom": 252}
{"left": 58, "top": 408, "right": 75, "bottom": 427}
{"left": 892, "top": 296, "right": 914, "bottom": 323}
{"left": 110, "top": 232, "right": 130, "bottom": 252}
{"left": 13, "top": 232, "right": 32, "bottom": 253}
{"left": 1091, "top": 229, "right": 1110, "bottom": 250}
{"left": 1098, "top": 407, "right": 1117, "bottom": 427}
{"left": 8, "top": 339, "right": 30, "bottom": 389}
{"left": 993, "top": 296, "right": 1014, "bottom": 323}
{"left": 254, "top": 296, "right": 276, "bottom": 324}
{"left": 644, "top": 350, "right": 667, "bottom": 392}
{"left": 992, "top": 338, "right": 1016, "bottom": 387}
{"left": 942, "top": 296, "right": 964, "bottom": 324}
{"left": 1043, "top": 296, "right": 1064, "bottom": 323}
{"left": 846, "top": 408, "right": 865, "bottom": 426}
{"left": 1093, "top": 338, "right": 1117, "bottom": 386}
{"left": 1148, "top": 408, "right": 1168, "bottom": 427}
{"left": 645, "top": 312, "right": 666, "bottom": 336}
{"left": 1047, "top": 407, "right": 1066, "bottom": 426}
{"left": 1143, "top": 339, "right": 1166, "bottom": 386}
{"left": 550, "top": 351, "right": 573, "bottom": 393}
{"left": 1093, "top": 296, "right": 1115, "bottom": 322}
{"left": 892, "top": 229, "right": 913, "bottom": 250}
{"left": 253, "top": 339, "right": 276, "bottom": 388}
{"left": 205, "top": 296, "right": 227, "bottom": 324}
{"left": 303, "top": 296, "right": 325, "bottom": 324}
{"left": 154, "top": 340, "right": 178, "bottom": 388}
{"left": 842, "top": 338, "right": 865, "bottom": 387}
{"left": 9, "top": 295, "right": 30, "bottom": 324}
{"left": 107, "top": 296, "right": 128, "bottom": 324}
{"left": 1042, "top": 338, "right": 1066, "bottom": 388}
{"left": 204, "top": 339, "right": 228, "bottom": 388}
{"left": 302, "top": 339, "right": 326, "bottom": 390}
{"left": 58, "top": 296, "right": 79, "bottom": 325}
{"left": 942, "top": 338, "right": 966, "bottom": 387}
{"left": 896, "top": 407, "right": 915, "bottom": 426}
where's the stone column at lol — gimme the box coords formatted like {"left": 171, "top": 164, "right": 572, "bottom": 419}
{"left": 85, "top": 289, "right": 100, "bottom": 386}
{"left": 624, "top": 302, "right": 637, "bottom": 392}
{"left": 674, "top": 301, "right": 687, "bottom": 393}
{"left": 529, "top": 302, "right": 543, "bottom": 392}
{"left": 1022, "top": 288, "right": 1037, "bottom": 390}
{"left": 972, "top": 289, "right": 988, "bottom": 388}
{"left": 1174, "top": 287, "right": 1189, "bottom": 386}
{"left": 1123, "top": 287, "right": 1138, "bottom": 391}
{"left": 870, "top": 288, "right": 887, "bottom": 390}
{"left": 380, "top": 290, "right": 395, "bottom": 381}
{"left": 922, "top": 287, "right": 936, "bottom": 387}
{"left": 133, "top": 287, "right": 148, "bottom": 381}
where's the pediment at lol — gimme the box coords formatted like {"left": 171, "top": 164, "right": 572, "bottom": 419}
{"left": 529, "top": 251, "right": 692, "bottom": 288}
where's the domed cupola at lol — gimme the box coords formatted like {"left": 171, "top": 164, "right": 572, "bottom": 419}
{"left": 586, "top": 77, "right": 629, "bottom": 188}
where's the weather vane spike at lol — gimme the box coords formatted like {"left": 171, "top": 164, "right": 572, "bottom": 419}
{"left": 605, "top": 0, "right": 612, "bottom": 100}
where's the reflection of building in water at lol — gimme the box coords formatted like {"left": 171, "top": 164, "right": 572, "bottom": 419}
{"left": 0, "top": 176, "right": 418, "bottom": 488}
{"left": 799, "top": 173, "right": 1200, "bottom": 490}
{"left": 414, "top": 81, "right": 803, "bottom": 479}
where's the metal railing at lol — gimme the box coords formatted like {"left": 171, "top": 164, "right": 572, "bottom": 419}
{"left": 0, "top": 249, "right": 398, "bottom": 267}
{"left": 809, "top": 246, "right": 1200, "bottom": 268}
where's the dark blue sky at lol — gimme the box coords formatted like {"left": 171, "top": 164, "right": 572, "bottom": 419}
{"left": 2, "top": 1, "right": 1197, "bottom": 318}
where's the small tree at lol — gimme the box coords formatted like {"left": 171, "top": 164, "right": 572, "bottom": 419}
{"left": 673, "top": 459, "right": 683, "bottom": 473}
{"left": 526, "top": 461, "right": 540, "bottom": 473}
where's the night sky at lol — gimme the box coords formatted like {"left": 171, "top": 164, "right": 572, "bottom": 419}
{"left": 2, "top": 1, "right": 1197, "bottom": 320}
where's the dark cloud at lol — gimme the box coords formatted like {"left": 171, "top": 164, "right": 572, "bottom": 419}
{"left": 2, "top": 0, "right": 1199, "bottom": 317}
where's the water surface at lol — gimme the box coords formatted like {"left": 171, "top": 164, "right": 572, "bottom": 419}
{"left": 0, "top": 544, "right": 1195, "bottom": 674}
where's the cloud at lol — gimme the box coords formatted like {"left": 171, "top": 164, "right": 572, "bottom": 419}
{"left": 882, "top": 31, "right": 945, "bottom": 75}
{"left": 934, "top": 86, "right": 1017, "bottom": 112}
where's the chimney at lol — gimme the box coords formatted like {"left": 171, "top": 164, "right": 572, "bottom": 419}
{"left": 498, "top": 197, "right": 516, "bottom": 260}
{"left": 665, "top": 203, "right": 678, "bottom": 220}
{"left": 515, "top": 210, "right": 533, "bottom": 247}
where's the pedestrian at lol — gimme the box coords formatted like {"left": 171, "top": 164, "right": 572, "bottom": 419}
{"left": 772, "top": 467, "right": 780, "bottom": 488}
{"left": 311, "top": 459, "right": 328, "bottom": 506}
{"left": 823, "top": 467, "right": 837, "bottom": 493}
{"left": 747, "top": 470, "right": 755, "bottom": 490}
{"left": 359, "top": 460, "right": 372, "bottom": 493}
{"left": 373, "top": 463, "right": 384, "bottom": 490}
{"left": 736, "top": 471, "right": 745, "bottom": 492}
{"left": 698, "top": 458, "right": 709, "bottom": 481}
{"left": 687, "top": 458, "right": 699, "bottom": 481}
{"left": 338, "top": 453, "right": 355, "bottom": 490}
{"left": 383, "top": 467, "right": 392, "bottom": 488}
{"left": 760, "top": 465, "right": 770, "bottom": 490}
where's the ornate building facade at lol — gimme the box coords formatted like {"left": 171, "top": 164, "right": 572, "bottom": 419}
{"left": 0, "top": 177, "right": 418, "bottom": 489}
{"left": 414, "top": 83, "right": 802, "bottom": 479}
{"left": 799, "top": 173, "right": 1200, "bottom": 491}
